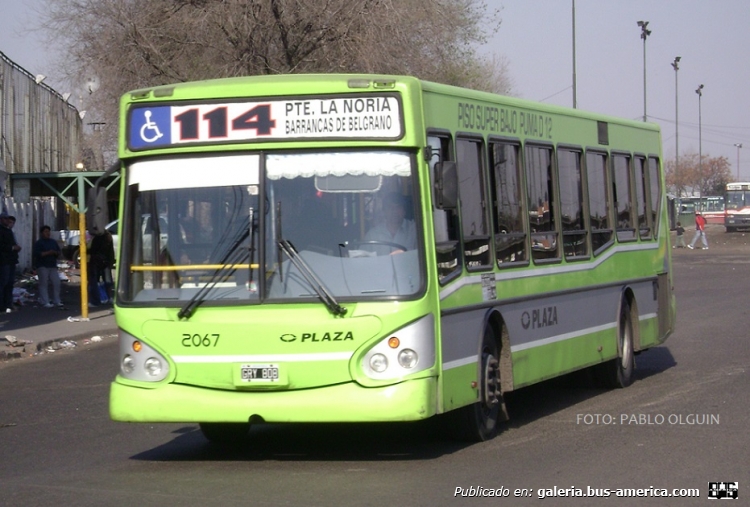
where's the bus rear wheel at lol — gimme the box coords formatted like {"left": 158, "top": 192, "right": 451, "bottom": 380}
{"left": 199, "top": 422, "right": 251, "bottom": 444}
{"left": 451, "top": 325, "right": 502, "bottom": 442}
{"left": 597, "top": 300, "right": 635, "bottom": 388}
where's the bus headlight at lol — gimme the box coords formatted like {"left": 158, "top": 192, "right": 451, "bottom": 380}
{"left": 361, "top": 314, "right": 435, "bottom": 380}
{"left": 370, "top": 353, "right": 388, "bottom": 372}
{"left": 144, "top": 357, "right": 164, "bottom": 377}
{"left": 118, "top": 329, "right": 170, "bottom": 382}
{"left": 122, "top": 354, "right": 136, "bottom": 374}
{"left": 398, "top": 349, "right": 418, "bottom": 369}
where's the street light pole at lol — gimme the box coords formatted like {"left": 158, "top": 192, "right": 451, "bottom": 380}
{"left": 735, "top": 143, "right": 743, "bottom": 181}
{"left": 638, "top": 21, "right": 652, "bottom": 122}
{"left": 572, "top": 0, "right": 577, "bottom": 108}
{"left": 696, "top": 84, "right": 704, "bottom": 207}
{"left": 672, "top": 57, "right": 681, "bottom": 195}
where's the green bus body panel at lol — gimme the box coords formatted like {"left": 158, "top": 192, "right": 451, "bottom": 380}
{"left": 110, "top": 377, "right": 437, "bottom": 423}
{"left": 111, "top": 299, "right": 444, "bottom": 422}
{"left": 511, "top": 325, "right": 618, "bottom": 388}
{"left": 140, "top": 312, "right": 382, "bottom": 390}
{"left": 441, "top": 363, "right": 478, "bottom": 412}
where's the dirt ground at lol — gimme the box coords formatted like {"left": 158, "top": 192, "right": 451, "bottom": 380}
{"left": 671, "top": 223, "right": 750, "bottom": 254}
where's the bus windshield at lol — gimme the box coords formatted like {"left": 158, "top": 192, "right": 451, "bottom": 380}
{"left": 119, "top": 150, "right": 423, "bottom": 306}
{"left": 725, "top": 190, "right": 746, "bottom": 210}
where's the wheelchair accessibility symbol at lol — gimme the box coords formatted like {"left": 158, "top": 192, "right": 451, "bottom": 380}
{"left": 140, "top": 110, "right": 164, "bottom": 143}
{"left": 129, "top": 106, "right": 170, "bottom": 149}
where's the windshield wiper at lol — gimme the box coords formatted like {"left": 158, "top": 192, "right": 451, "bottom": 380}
{"left": 178, "top": 219, "right": 251, "bottom": 320}
{"left": 278, "top": 239, "right": 347, "bottom": 317}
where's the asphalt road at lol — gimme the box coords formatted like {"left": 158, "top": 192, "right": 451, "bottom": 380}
{"left": 0, "top": 234, "right": 747, "bottom": 506}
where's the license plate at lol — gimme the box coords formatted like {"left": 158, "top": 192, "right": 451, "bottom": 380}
{"left": 239, "top": 363, "right": 279, "bottom": 382}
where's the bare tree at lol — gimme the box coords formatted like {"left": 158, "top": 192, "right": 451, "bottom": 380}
{"left": 39, "top": 0, "right": 509, "bottom": 152}
{"left": 665, "top": 152, "right": 732, "bottom": 197}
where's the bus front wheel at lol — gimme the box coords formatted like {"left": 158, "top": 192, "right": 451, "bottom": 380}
{"left": 451, "top": 325, "right": 503, "bottom": 442}
{"left": 199, "top": 422, "right": 251, "bottom": 444}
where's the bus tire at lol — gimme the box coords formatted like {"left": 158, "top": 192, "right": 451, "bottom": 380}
{"left": 199, "top": 422, "right": 251, "bottom": 444}
{"left": 597, "top": 299, "right": 635, "bottom": 388}
{"left": 72, "top": 247, "right": 81, "bottom": 268}
{"left": 451, "top": 325, "right": 503, "bottom": 442}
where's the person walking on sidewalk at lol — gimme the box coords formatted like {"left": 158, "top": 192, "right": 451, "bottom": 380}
{"left": 33, "top": 225, "right": 63, "bottom": 308}
{"left": 688, "top": 212, "right": 709, "bottom": 250}
{"left": 0, "top": 213, "right": 21, "bottom": 313}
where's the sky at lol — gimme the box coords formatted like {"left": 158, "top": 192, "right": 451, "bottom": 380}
{"left": 1, "top": 0, "right": 749, "bottom": 179}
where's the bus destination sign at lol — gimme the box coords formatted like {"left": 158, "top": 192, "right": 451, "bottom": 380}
{"left": 128, "top": 95, "right": 402, "bottom": 149}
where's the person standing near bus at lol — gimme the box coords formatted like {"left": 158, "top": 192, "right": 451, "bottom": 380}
{"left": 0, "top": 213, "right": 21, "bottom": 313}
{"left": 33, "top": 225, "right": 64, "bottom": 308}
{"left": 674, "top": 221, "right": 686, "bottom": 248}
{"left": 88, "top": 230, "right": 116, "bottom": 305}
{"left": 688, "top": 212, "right": 709, "bottom": 250}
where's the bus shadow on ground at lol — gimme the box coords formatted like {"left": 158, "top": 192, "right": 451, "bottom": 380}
{"left": 130, "top": 346, "right": 677, "bottom": 462}
{"left": 500, "top": 345, "right": 677, "bottom": 430}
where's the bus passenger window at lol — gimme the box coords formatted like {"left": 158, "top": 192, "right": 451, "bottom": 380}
{"left": 613, "top": 154, "right": 635, "bottom": 241}
{"left": 648, "top": 157, "right": 661, "bottom": 235}
{"left": 428, "top": 135, "right": 462, "bottom": 283}
{"left": 635, "top": 156, "right": 651, "bottom": 239}
{"left": 586, "top": 151, "right": 613, "bottom": 254}
{"left": 525, "top": 145, "right": 559, "bottom": 261}
{"left": 457, "top": 138, "right": 491, "bottom": 270}
{"left": 558, "top": 149, "right": 588, "bottom": 259}
{"left": 490, "top": 141, "right": 527, "bottom": 265}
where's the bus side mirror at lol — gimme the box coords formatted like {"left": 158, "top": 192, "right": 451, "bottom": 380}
{"left": 435, "top": 160, "right": 458, "bottom": 209}
{"left": 86, "top": 185, "right": 109, "bottom": 236}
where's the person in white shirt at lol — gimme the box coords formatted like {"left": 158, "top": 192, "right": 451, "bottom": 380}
{"left": 363, "top": 192, "right": 417, "bottom": 255}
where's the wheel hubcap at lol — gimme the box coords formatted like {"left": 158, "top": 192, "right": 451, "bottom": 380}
{"left": 482, "top": 352, "right": 501, "bottom": 406}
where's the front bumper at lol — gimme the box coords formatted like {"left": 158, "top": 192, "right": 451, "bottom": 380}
{"left": 110, "top": 376, "right": 438, "bottom": 423}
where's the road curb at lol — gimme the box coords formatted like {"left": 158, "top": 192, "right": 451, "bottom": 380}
{"left": 35, "top": 328, "right": 119, "bottom": 352}
{"left": 0, "top": 327, "right": 119, "bottom": 362}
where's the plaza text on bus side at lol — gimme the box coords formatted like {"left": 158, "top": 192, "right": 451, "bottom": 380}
{"left": 91, "top": 74, "right": 676, "bottom": 442}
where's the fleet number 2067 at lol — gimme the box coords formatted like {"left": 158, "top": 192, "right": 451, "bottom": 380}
{"left": 182, "top": 333, "right": 220, "bottom": 347}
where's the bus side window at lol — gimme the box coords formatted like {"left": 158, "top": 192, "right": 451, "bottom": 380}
{"left": 586, "top": 151, "right": 613, "bottom": 254}
{"left": 456, "top": 137, "right": 491, "bottom": 270}
{"left": 525, "top": 144, "right": 560, "bottom": 262}
{"left": 489, "top": 140, "right": 527, "bottom": 265}
{"left": 635, "top": 156, "right": 651, "bottom": 239}
{"left": 648, "top": 157, "right": 661, "bottom": 236}
{"left": 428, "top": 134, "right": 462, "bottom": 283}
{"left": 613, "top": 153, "right": 636, "bottom": 242}
{"left": 558, "top": 148, "right": 588, "bottom": 258}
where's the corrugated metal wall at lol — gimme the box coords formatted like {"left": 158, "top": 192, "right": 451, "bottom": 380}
{"left": 0, "top": 51, "right": 83, "bottom": 270}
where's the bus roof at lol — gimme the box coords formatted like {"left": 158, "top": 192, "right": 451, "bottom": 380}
{"left": 123, "top": 73, "right": 660, "bottom": 132}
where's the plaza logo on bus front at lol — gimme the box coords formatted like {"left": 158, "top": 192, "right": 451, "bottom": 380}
{"left": 279, "top": 332, "right": 355, "bottom": 343}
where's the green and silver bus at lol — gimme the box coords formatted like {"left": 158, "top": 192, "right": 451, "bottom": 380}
{"left": 101, "top": 74, "right": 675, "bottom": 442}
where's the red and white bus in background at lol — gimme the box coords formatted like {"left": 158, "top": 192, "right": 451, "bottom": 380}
{"left": 724, "top": 182, "right": 750, "bottom": 232}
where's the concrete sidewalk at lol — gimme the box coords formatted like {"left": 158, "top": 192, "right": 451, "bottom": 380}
{"left": 0, "top": 269, "right": 117, "bottom": 361}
